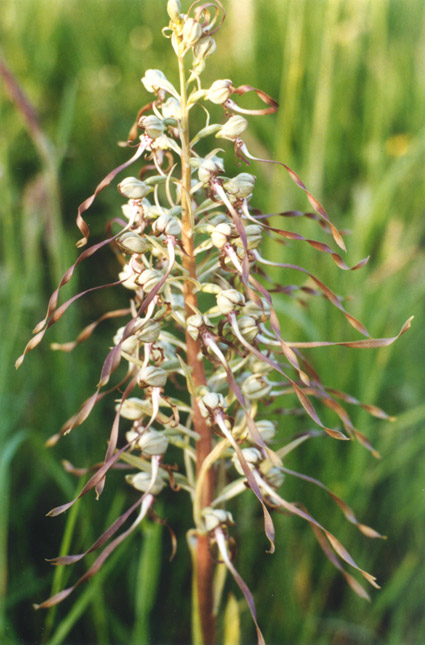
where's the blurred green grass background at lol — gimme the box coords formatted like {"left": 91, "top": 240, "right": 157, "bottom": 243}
{"left": 1, "top": 0, "right": 424, "bottom": 643}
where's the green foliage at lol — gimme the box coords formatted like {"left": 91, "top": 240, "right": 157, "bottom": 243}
{"left": 1, "top": 0, "right": 424, "bottom": 643}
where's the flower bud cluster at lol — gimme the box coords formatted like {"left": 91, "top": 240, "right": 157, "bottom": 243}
{"left": 30, "top": 0, "right": 386, "bottom": 625}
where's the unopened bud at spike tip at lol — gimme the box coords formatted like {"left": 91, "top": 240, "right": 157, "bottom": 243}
{"left": 182, "top": 17, "right": 203, "bottom": 47}
{"left": 167, "top": 0, "right": 181, "bottom": 22}
{"left": 194, "top": 36, "right": 216, "bottom": 61}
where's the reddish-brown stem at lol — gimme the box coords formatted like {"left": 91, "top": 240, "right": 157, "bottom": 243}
{"left": 179, "top": 56, "right": 216, "bottom": 644}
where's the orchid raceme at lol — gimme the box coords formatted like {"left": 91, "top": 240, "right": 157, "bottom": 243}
{"left": 17, "top": 1, "right": 413, "bottom": 642}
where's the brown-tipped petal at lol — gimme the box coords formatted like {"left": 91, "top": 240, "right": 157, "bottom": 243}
{"left": 239, "top": 142, "right": 346, "bottom": 251}
{"left": 326, "top": 388, "right": 395, "bottom": 421}
{"left": 311, "top": 524, "right": 371, "bottom": 601}
{"left": 229, "top": 84, "right": 279, "bottom": 116}
{"left": 214, "top": 412, "right": 275, "bottom": 553}
{"left": 51, "top": 309, "right": 130, "bottom": 353}
{"left": 38, "top": 495, "right": 154, "bottom": 609}
{"left": 47, "top": 440, "right": 136, "bottom": 517}
{"left": 33, "top": 587, "right": 74, "bottom": 610}
{"left": 191, "top": 0, "right": 226, "bottom": 36}
{"left": 47, "top": 495, "right": 144, "bottom": 566}
{"left": 242, "top": 203, "right": 368, "bottom": 271}
{"left": 255, "top": 255, "right": 370, "bottom": 337}
{"left": 215, "top": 528, "right": 265, "bottom": 645}
{"left": 75, "top": 140, "right": 147, "bottom": 248}
{"left": 278, "top": 316, "right": 413, "bottom": 351}
{"left": 16, "top": 231, "right": 129, "bottom": 370}
{"left": 282, "top": 466, "right": 384, "bottom": 538}
{"left": 214, "top": 182, "right": 311, "bottom": 384}
{"left": 96, "top": 375, "right": 138, "bottom": 498}
{"left": 258, "top": 476, "right": 379, "bottom": 589}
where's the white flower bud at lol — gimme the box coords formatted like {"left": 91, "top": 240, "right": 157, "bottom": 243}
{"left": 138, "top": 365, "right": 167, "bottom": 387}
{"left": 152, "top": 212, "right": 181, "bottom": 236}
{"left": 237, "top": 315, "right": 259, "bottom": 343}
{"left": 234, "top": 224, "right": 263, "bottom": 250}
{"left": 182, "top": 17, "right": 203, "bottom": 46}
{"left": 243, "top": 299, "right": 270, "bottom": 319}
{"left": 118, "top": 177, "right": 151, "bottom": 199}
{"left": 253, "top": 420, "right": 276, "bottom": 444}
{"left": 136, "top": 320, "right": 161, "bottom": 343}
{"left": 126, "top": 471, "right": 165, "bottom": 495}
{"left": 231, "top": 409, "right": 248, "bottom": 440}
{"left": 251, "top": 359, "right": 273, "bottom": 375}
{"left": 232, "top": 448, "right": 262, "bottom": 476}
{"left": 186, "top": 314, "right": 213, "bottom": 341}
{"left": 117, "top": 232, "right": 150, "bottom": 255}
{"left": 113, "top": 326, "right": 139, "bottom": 354}
{"left": 138, "top": 268, "right": 163, "bottom": 293}
{"left": 216, "top": 289, "right": 245, "bottom": 314}
{"left": 198, "top": 391, "right": 227, "bottom": 418}
{"left": 210, "top": 222, "right": 234, "bottom": 249}
{"left": 161, "top": 97, "right": 181, "bottom": 120}
{"left": 202, "top": 507, "right": 234, "bottom": 531}
{"left": 119, "top": 263, "right": 139, "bottom": 290}
{"left": 142, "top": 69, "right": 177, "bottom": 96}
{"left": 125, "top": 428, "right": 141, "bottom": 444}
{"left": 206, "top": 79, "right": 234, "bottom": 104}
{"left": 137, "top": 429, "right": 169, "bottom": 456}
{"left": 167, "top": 0, "right": 181, "bottom": 22}
{"left": 143, "top": 204, "right": 163, "bottom": 220}
{"left": 138, "top": 115, "right": 165, "bottom": 139}
{"left": 198, "top": 157, "right": 224, "bottom": 185}
{"left": 261, "top": 466, "right": 284, "bottom": 489}
{"left": 216, "top": 115, "right": 248, "bottom": 140}
{"left": 121, "top": 199, "right": 147, "bottom": 222}
{"left": 150, "top": 134, "right": 172, "bottom": 151}
{"left": 209, "top": 213, "right": 229, "bottom": 227}
{"left": 194, "top": 37, "right": 216, "bottom": 61}
{"left": 223, "top": 173, "right": 256, "bottom": 200}
{"left": 241, "top": 373, "right": 272, "bottom": 400}
{"left": 119, "top": 398, "right": 146, "bottom": 420}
